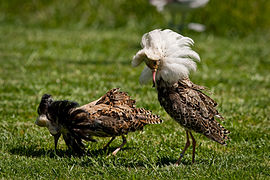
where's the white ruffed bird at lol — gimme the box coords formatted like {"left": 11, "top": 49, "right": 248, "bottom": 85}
{"left": 132, "top": 29, "right": 230, "bottom": 164}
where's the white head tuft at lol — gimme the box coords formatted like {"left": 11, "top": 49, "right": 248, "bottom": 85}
{"left": 132, "top": 29, "right": 200, "bottom": 85}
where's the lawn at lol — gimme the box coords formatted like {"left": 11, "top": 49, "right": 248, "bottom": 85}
{"left": 0, "top": 23, "right": 269, "bottom": 179}
{"left": 0, "top": 0, "right": 270, "bottom": 179}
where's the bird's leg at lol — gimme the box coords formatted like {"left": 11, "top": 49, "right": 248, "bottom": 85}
{"left": 103, "top": 136, "right": 116, "bottom": 151}
{"left": 112, "top": 135, "right": 127, "bottom": 156}
{"left": 53, "top": 133, "right": 61, "bottom": 151}
{"left": 176, "top": 131, "right": 190, "bottom": 165}
{"left": 189, "top": 132, "right": 196, "bottom": 163}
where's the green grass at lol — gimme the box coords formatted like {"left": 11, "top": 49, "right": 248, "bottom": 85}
{"left": 1, "top": 1, "right": 270, "bottom": 179}
{"left": 1, "top": 0, "right": 270, "bottom": 36}
{"left": 0, "top": 23, "right": 269, "bottom": 179}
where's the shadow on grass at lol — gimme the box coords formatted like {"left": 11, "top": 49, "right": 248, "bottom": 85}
{"left": 9, "top": 145, "right": 74, "bottom": 158}
{"left": 156, "top": 156, "right": 178, "bottom": 166}
{"left": 8, "top": 144, "right": 135, "bottom": 159}
{"left": 9, "top": 144, "right": 207, "bottom": 167}
{"left": 156, "top": 156, "right": 211, "bottom": 166}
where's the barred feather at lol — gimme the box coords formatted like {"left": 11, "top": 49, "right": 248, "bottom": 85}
{"left": 36, "top": 89, "right": 162, "bottom": 154}
{"left": 157, "top": 78, "right": 230, "bottom": 145}
{"left": 133, "top": 29, "right": 230, "bottom": 163}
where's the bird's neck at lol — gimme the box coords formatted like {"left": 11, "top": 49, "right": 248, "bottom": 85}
{"left": 156, "top": 77, "right": 206, "bottom": 92}
{"left": 156, "top": 77, "right": 186, "bottom": 88}
{"left": 49, "top": 100, "right": 78, "bottom": 118}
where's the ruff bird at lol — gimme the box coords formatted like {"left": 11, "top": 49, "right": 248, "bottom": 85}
{"left": 149, "top": 0, "right": 209, "bottom": 32}
{"left": 132, "top": 29, "right": 230, "bottom": 164}
{"left": 35, "top": 88, "right": 162, "bottom": 155}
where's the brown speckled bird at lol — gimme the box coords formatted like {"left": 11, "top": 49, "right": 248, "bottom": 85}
{"left": 35, "top": 88, "right": 162, "bottom": 155}
{"left": 132, "top": 29, "right": 230, "bottom": 164}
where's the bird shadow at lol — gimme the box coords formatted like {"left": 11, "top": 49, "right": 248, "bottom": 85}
{"left": 155, "top": 156, "right": 211, "bottom": 167}
{"left": 156, "top": 156, "right": 179, "bottom": 166}
{"left": 8, "top": 144, "right": 136, "bottom": 159}
{"left": 9, "top": 145, "right": 73, "bottom": 158}
{"left": 8, "top": 144, "right": 208, "bottom": 167}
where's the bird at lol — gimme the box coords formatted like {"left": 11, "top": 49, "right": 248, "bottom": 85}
{"left": 149, "top": 0, "right": 209, "bottom": 32}
{"left": 132, "top": 29, "right": 230, "bottom": 164}
{"left": 35, "top": 88, "right": 162, "bottom": 155}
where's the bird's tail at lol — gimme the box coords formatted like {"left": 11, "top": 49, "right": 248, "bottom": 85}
{"left": 133, "top": 108, "right": 163, "bottom": 124}
{"left": 205, "top": 119, "right": 230, "bottom": 145}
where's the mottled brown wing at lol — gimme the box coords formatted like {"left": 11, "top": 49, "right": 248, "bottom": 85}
{"left": 96, "top": 88, "right": 136, "bottom": 108}
{"left": 89, "top": 105, "right": 162, "bottom": 134}
{"left": 78, "top": 89, "right": 136, "bottom": 111}
{"left": 158, "top": 79, "right": 230, "bottom": 145}
{"left": 131, "top": 108, "right": 162, "bottom": 124}
{"left": 75, "top": 102, "right": 162, "bottom": 137}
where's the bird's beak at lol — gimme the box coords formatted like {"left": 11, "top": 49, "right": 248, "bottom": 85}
{"left": 144, "top": 59, "right": 160, "bottom": 87}
{"left": 152, "top": 69, "right": 157, "bottom": 87}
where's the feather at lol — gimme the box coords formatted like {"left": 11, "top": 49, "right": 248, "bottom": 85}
{"left": 132, "top": 49, "right": 146, "bottom": 67}
{"left": 36, "top": 89, "right": 162, "bottom": 155}
{"left": 133, "top": 29, "right": 200, "bottom": 85}
{"left": 157, "top": 78, "right": 230, "bottom": 145}
{"left": 139, "top": 67, "right": 153, "bottom": 84}
{"left": 132, "top": 29, "right": 230, "bottom": 163}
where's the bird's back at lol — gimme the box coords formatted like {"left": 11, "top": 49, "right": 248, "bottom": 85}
{"left": 157, "top": 78, "right": 230, "bottom": 145}
{"left": 74, "top": 89, "right": 162, "bottom": 137}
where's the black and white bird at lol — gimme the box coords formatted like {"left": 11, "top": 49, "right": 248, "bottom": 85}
{"left": 149, "top": 0, "right": 209, "bottom": 32}
{"left": 132, "top": 29, "right": 230, "bottom": 164}
{"left": 35, "top": 88, "right": 162, "bottom": 155}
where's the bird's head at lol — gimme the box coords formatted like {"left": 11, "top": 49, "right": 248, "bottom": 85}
{"left": 132, "top": 29, "right": 200, "bottom": 86}
{"left": 36, "top": 94, "right": 60, "bottom": 135}
{"left": 36, "top": 94, "right": 63, "bottom": 150}
{"left": 36, "top": 94, "right": 80, "bottom": 151}
{"left": 36, "top": 94, "right": 53, "bottom": 127}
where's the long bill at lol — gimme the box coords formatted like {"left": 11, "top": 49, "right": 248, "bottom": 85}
{"left": 152, "top": 69, "right": 156, "bottom": 87}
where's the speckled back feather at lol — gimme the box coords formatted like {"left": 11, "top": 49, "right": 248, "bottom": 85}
{"left": 96, "top": 88, "right": 136, "bottom": 108}
{"left": 157, "top": 78, "right": 230, "bottom": 145}
{"left": 78, "top": 88, "right": 162, "bottom": 136}
{"left": 36, "top": 89, "right": 162, "bottom": 154}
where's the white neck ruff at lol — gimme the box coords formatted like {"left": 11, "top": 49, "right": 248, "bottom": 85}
{"left": 132, "top": 29, "right": 200, "bottom": 85}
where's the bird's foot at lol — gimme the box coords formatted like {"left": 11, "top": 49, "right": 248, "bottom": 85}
{"left": 175, "top": 153, "right": 184, "bottom": 165}
{"left": 112, "top": 148, "right": 121, "bottom": 156}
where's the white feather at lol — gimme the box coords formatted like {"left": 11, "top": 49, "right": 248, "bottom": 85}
{"left": 160, "top": 63, "right": 190, "bottom": 84}
{"left": 133, "top": 29, "right": 200, "bottom": 85}
{"left": 132, "top": 49, "right": 145, "bottom": 67}
{"left": 139, "top": 67, "right": 152, "bottom": 84}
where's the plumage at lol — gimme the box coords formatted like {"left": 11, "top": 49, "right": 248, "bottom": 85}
{"left": 157, "top": 78, "right": 229, "bottom": 145}
{"left": 133, "top": 29, "right": 200, "bottom": 85}
{"left": 35, "top": 88, "right": 162, "bottom": 155}
{"left": 133, "top": 29, "right": 230, "bottom": 164}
